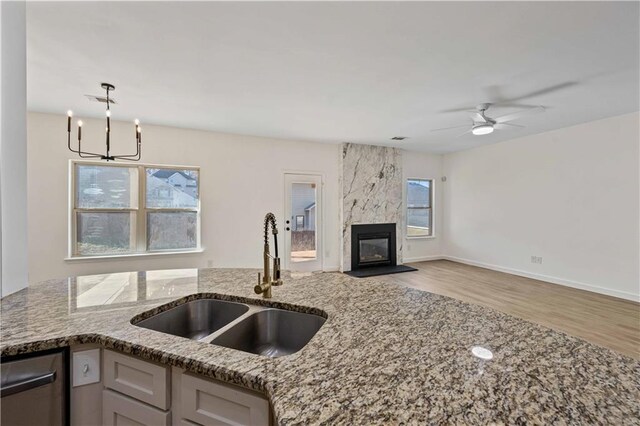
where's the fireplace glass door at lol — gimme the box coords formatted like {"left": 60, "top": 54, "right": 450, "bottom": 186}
{"left": 359, "top": 237, "right": 390, "bottom": 265}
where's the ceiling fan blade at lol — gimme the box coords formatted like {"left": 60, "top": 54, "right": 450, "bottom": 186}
{"left": 440, "top": 81, "right": 575, "bottom": 114}
{"left": 502, "top": 82, "right": 578, "bottom": 103}
{"left": 439, "top": 105, "right": 477, "bottom": 113}
{"left": 495, "top": 106, "right": 545, "bottom": 123}
{"left": 490, "top": 102, "right": 539, "bottom": 110}
{"left": 431, "top": 123, "right": 470, "bottom": 132}
{"left": 469, "top": 112, "right": 487, "bottom": 123}
{"left": 495, "top": 123, "right": 525, "bottom": 130}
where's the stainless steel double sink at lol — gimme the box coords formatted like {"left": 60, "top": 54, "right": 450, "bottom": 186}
{"left": 133, "top": 299, "right": 326, "bottom": 358}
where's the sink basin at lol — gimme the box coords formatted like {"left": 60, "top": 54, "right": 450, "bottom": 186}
{"left": 211, "top": 309, "right": 326, "bottom": 357}
{"left": 133, "top": 298, "right": 326, "bottom": 357}
{"left": 135, "top": 299, "right": 249, "bottom": 340}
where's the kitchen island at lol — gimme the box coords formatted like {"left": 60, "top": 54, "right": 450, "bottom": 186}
{"left": 1, "top": 268, "right": 639, "bottom": 424}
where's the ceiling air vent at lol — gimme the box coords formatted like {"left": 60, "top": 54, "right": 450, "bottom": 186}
{"left": 84, "top": 94, "right": 117, "bottom": 104}
{"left": 390, "top": 136, "right": 407, "bottom": 141}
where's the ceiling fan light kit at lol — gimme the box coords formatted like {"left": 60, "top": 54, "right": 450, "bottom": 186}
{"left": 472, "top": 123, "right": 494, "bottom": 136}
{"left": 66, "top": 83, "right": 142, "bottom": 161}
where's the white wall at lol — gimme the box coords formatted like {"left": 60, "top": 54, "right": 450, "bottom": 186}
{"left": 402, "top": 150, "right": 443, "bottom": 262}
{"left": 1, "top": 1, "right": 29, "bottom": 296}
{"left": 27, "top": 112, "right": 342, "bottom": 283}
{"left": 26, "top": 110, "right": 639, "bottom": 302}
{"left": 442, "top": 112, "right": 640, "bottom": 301}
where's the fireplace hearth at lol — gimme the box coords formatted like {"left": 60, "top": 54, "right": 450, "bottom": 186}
{"left": 346, "top": 223, "right": 416, "bottom": 278}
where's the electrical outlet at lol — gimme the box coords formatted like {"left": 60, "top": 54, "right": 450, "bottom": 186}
{"left": 530, "top": 256, "right": 543, "bottom": 264}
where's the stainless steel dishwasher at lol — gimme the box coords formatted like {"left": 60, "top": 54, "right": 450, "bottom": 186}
{"left": 1, "top": 348, "right": 68, "bottom": 425}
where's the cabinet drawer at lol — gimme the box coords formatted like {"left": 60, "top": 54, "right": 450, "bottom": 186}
{"left": 104, "top": 350, "right": 170, "bottom": 410}
{"left": 103, "top": 390, "right": 169, "bottom": 426}
{"left": 181, "top": 373, "right": 269, "bottom": 426}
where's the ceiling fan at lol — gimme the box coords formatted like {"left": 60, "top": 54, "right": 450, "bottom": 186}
{"left": 432, "top": 103, "right": 545, "bottom": 136}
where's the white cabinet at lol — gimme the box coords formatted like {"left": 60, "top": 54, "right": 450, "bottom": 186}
{"left": 71, "top": 348, "right": 270, "bottom": 426}
{"left": 103, "top": 350, "right": 170, "bottom": 410}
{"left": 180, "top": 373, "right": 270, "bottom": 426}
{"left": 103, "top": 389, "right": 170, "bottom": 426}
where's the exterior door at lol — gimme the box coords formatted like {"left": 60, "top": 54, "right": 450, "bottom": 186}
{"left": 283, "top": 173, "right": 322, "bottom": 272}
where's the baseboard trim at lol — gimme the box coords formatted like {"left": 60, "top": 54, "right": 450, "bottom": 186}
{"left": 329, "top": 254, "right": 638, "bottom": 302}
{"left": 403, "top": 255, "right": 444, "bottom": 263}
{"left": 442, "top": 255, "right": 639, "bottom": 302}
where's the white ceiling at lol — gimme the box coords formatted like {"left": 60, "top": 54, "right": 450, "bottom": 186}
{"left": 27, "top": 1, "right": 639, "bottom": 153}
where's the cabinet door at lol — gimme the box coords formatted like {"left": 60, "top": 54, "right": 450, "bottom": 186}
{"left": 103, "top": 350, "right": 170, "bottom": 410}
{"left": 102, "top": 390, "right": 169, "bottom": 426}
{"left": 181, "top": 373, "right": 269, "bottom": 426}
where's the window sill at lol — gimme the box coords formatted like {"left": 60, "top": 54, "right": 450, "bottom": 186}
{"left": 406, "top": 235, "right": 436, "bottom": 240}
{"left": 65, "top": 248, "right": 204, "bottom": 262}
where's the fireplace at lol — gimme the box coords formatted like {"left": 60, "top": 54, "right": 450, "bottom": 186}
{"left": 351, "top": 223, "right": 396, "bottom": 271}
{"left": 359, "top": 237, "right": 390, "bottom": 265}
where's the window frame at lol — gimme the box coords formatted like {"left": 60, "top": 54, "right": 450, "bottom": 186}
{"left": 405, "top": 177, "right": 434, "bottom": 239}
{"left": 69, "top": 160, "right": 201, "bottom": 258}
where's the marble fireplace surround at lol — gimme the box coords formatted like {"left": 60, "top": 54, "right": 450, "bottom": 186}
{"left": 341, "top": 143, "right": 403, "bottom": 272}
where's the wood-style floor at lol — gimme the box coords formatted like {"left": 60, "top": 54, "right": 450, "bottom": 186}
{"left": 376, "top": 260, "right": 640, "bottom": 359}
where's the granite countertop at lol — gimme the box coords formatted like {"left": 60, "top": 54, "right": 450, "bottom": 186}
{"left": 1, "top": 268, "right": 639, "bottom": 424}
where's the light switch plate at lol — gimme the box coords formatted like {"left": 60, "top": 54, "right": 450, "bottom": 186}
{"left": 72, "top": 349, "right": 101, "bottom": 387}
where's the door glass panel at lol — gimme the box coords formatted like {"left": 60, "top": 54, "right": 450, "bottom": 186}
{"left": 290, "top": 182, "right": 317, "bottom": 263}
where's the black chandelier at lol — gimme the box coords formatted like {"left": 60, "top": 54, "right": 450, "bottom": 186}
{"left": 67, "top": 83, "right": 142, "bottom": 161}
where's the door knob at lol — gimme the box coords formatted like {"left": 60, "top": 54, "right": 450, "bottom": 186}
{"left": 286, "top": 227, "right": 290, "bottom": 231}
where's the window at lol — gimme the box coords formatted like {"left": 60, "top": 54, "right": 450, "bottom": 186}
{"left": 406, "top": 178, "right": 433, "bottom": 238}
{"left": 295, "top": 215, "right": 305, "bottom": 230}
{"left": 71, "top": 162, "right": 200, "bottom": 257}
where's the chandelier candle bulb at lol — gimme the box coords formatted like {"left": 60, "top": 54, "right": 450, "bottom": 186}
{"left": 77, "top": 120, "right": 82, "bottom": 140}
{"left": 67, "top": 111, "right": 72, "bottom": 132}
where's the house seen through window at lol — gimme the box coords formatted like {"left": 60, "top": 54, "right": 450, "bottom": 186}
{"left": 406, "top": 178, "right": 433, "bottom": 237}
{"left": 72, "top": 162, "right": 200, "bottom": 256}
